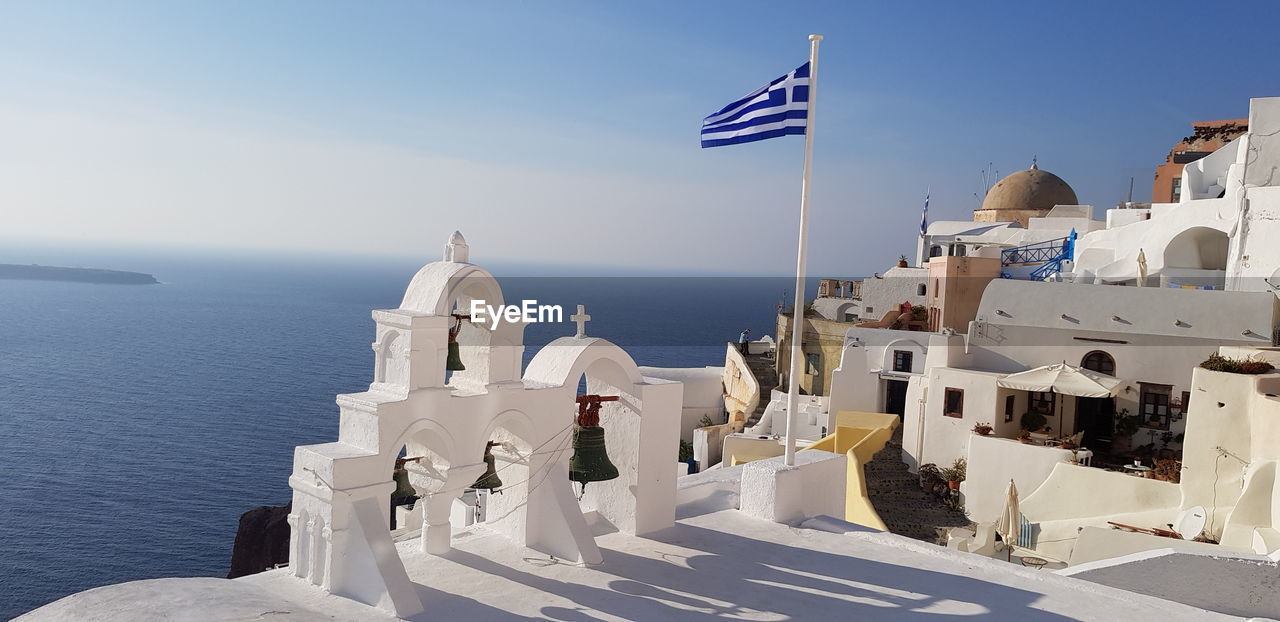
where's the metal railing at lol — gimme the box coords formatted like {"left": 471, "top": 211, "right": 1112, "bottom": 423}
{"left": 1002, "top": 236, "right": 1069, "bottom": 266}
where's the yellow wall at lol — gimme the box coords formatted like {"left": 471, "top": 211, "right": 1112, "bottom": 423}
{"left": 801, "top": 411, "right": 900, "bottom": 530}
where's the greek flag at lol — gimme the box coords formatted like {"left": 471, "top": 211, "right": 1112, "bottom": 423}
{"left": 701, "top": 62, "right": 810, "bottom": 148}
{"left": 920, "top": 191, "right": 930, "bottom": 236}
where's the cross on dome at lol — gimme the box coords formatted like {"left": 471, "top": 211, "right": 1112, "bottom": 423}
{"left": 570, "top": 305, "right": 591, "bottom": 338}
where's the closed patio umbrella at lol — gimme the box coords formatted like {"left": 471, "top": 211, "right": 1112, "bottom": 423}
{"left": 994, "top": 479, "right": 1020, "bottom": 562}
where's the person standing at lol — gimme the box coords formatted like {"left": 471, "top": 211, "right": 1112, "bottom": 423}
{"left": 738, "top": 329, "right": 751, "bottom": 355}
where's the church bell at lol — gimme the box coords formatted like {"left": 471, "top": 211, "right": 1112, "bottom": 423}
{"left": 446, "top": 313, "right": 466, "bottom": 371}
{"left": 471, "top": 442, "right": 503, "bottom": 491}
{"left": 392, "top": 465, "right": 417, "bottom": 499}
{"left": 569, "top": 425, "right": 619, "bottom": 486}
{"left": 446, "top": 341, "right": 466, "bottom": 371}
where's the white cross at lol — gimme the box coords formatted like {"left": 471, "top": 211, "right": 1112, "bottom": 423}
{"left": 570, "top": 304, "right": 590, "bottom": 338}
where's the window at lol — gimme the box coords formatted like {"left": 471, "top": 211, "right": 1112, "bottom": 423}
{"left": 1004, "top": 395, "right": 1016, "bottom": 423}
{"left": 805, "top": 353, "right": 821, "bottom": 376}
{"left": 949, "top": 244, "right": 967, "bottom": 257}
{"left": 843, "top": 313, "right": 856, "bottom": 322}
{"left": 929, "top": 245, "right": 943, "bottom": 258}
{"left": 1172, "top": 177, "right": 1182, "bottom": 202}
{"left": 1140, "top": 383, "right": 1173, "bottom": 430}
{"left": 1081, "top": 351, "right": 1116, "bottom": 376}
{"left": 865, "top": 306, "right": 873, "bottom": 315}
{"left": 917, "top": 283, "right": 927, "bottom": 296}
{"left": 944, "top": 388, "right": 964, "bottom": 418}
{"left": 1030, "top": 391, "right": 1055, "bottom": 416}
{"left": 892, "top": 350, "right": 913, "bottom": 373}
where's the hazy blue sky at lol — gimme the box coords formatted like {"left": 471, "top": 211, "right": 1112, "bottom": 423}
{"left": 2, "top": 1, "right": 1276, "bottom": 275}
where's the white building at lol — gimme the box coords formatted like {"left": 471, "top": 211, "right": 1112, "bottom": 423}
{"left": 1071, "top": 97, "right": 1280, "bottom": 292}
{"left": 22, "top": 232, "right": 1250, "bottom": 622}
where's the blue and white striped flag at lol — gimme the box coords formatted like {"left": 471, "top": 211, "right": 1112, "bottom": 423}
{"left": 701, "top": 62, "right": 810, "bottom": 148}
{"left": 920, "top": 190, "right": 930, "bottom": 236}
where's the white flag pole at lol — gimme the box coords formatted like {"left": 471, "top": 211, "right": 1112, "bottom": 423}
{"left": 784, "top": 34, "right": 822, "bottom": 467}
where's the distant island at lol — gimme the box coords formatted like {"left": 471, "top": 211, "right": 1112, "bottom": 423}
{"left": 0, "top": 263, "right": 159, "bottom": 285}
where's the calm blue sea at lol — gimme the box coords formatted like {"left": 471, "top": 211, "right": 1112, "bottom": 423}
{"left": 0, "top": 249, "right": 807, "bottom": 617}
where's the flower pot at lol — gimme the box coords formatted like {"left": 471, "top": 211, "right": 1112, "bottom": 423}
{"left": 947, "top": 480, "right": 961, "bottom": 490}
{"left": 1111, "top": 434, "right": 1132, "bottom": 454}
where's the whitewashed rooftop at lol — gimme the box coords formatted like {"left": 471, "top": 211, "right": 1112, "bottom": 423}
{"left": 21, "top": 476, "right": 1240, "bottom": 622}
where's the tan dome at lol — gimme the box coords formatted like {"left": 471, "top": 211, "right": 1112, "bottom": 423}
{"left": 979, "top": 164, "right": 1078, "bottom": 212}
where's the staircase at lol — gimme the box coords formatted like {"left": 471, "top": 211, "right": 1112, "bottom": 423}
{"left": 862, "top": 426, "right": 971, "bottom": 544}
{"left": 742, "top": 352, "right": 778, "bottom": 426}
{"left": 1000, "top": 234, "right": 1074, "bottom": 281}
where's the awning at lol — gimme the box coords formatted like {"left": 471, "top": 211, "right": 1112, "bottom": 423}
{"left": 996, "top": 362, "right": 1127, "bottom": 398}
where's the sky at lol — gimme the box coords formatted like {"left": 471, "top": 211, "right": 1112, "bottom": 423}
{"left": 1, "top": 1, "right": 1277, "bottom": 276}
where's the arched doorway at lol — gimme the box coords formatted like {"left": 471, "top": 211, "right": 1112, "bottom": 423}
{"left": 1075, "top": 351, "right": 1117, "bottom": 449}
{"left": 1163, "top": 227, "right": 1229, "bottom": 271}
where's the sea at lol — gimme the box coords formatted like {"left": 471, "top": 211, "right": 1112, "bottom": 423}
{"left": 0, "top": 246, "right": 816, "bottom": 618}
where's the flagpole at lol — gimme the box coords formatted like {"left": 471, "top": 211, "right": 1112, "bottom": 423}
{"left": 784, "top": 34, "right": 822, "bottom": 467}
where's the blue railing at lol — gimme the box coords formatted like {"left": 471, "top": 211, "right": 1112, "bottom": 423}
{"left": 1000, "top": 231, "right": 1077, "bottom": 281}
{"left": 1001, "top": 236, "right": 1069, "bottom": 266}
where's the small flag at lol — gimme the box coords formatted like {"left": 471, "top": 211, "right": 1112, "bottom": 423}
{"left": 701, "top": 62, "right": 810, "bottom": 148}
{"left": 920, "top": 190, "right": 930, "bottom": 236}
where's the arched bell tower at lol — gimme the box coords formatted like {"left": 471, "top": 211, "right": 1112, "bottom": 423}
{"left": 286, "top": 232, "right": 682, "bottom": 618}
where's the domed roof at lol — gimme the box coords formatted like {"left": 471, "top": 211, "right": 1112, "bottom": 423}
{"left": 979, "top": 164, "right": 1078, "bottom": 212}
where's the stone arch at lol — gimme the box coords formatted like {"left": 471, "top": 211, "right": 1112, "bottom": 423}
{"left": 882, "top": 338, "right": 926, "bottom": 374}
{"left": 523, "top": 337, "right": 645, "bottom": 390}
{"left": 373, "top": 329, "right": 402, "bottom": 384}
{"left": 523, "top": 338, "right": 660, "bottom": 535}
{"left": 476, "top": 409, "right": 542, "bottom": 543}
{"left": 1164, "top": 226, "right": 1230, "bottom": 270}
{"left": 291, "top": 507, "right": 311, "bottom": 580}
{"left": 833, "top": 301, "right": 857, "bottom": 321}
{"left": 309, "top": 515, "right": 326, "bottom": 586}
{"left": 1081, "top": 350, "right": 1116, "bottom": 376}
{"left": 384, "top": 417, "right": 457, "bottom": 475}
{"left": 399, "top": 262, "right": 505, "bottom": 317}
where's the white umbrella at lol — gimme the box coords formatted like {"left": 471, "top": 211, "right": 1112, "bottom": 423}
{"left": 994, "top": 479, "right": 1020, "bottom": 562}
{"left": 997, "top": 362, "right": 1126, "bottom": 398}
{"left": 998, "top": 363, "right": 1128, "bottom": 436}
{"left": 1136, "top": 248, "right": 1148, "bottom": 287}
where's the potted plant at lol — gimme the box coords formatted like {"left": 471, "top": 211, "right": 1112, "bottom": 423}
{"left": 1020, "top": 411, "right": 1047, "bottom": 435}
{"left": 1059, "top": 439, "right": 1077, "bottom": 450}
{"left": 972, "top": 422, "right": 993, "bottom": 436}
{"left": 940, "top": 458, "right": 966, "bottom": 490}
{"left": 1017, "top": 429, "right": 1032, "bottom": 444}
{"left": 918, "top": 463, "right": 942, "bottom": 490}
{"left": 1112, "top": 408, "right": 1140, "bottom": 454}
{"left": 1200, "top": 353, "right": 1276, "bottom": 375}
{"left": 1154, "top": 459, "right": 1182, "bottom": 483}
{"left": 897, "top": 255, "right": 910, "bottom": 268}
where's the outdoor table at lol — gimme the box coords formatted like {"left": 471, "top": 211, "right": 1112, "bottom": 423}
{"left": 1123, "top": 464, "right": 1152, "bottom": 476}
{"left": 1020, "top": 556, "right": 1049, "bottom": 569}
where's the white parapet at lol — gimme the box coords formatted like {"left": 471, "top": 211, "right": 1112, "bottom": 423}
{"left": 739, "top": 450, "right": 846, "bottom": 524}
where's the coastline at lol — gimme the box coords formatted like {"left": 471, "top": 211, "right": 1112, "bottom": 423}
{"left": 0, "top": 264, "right": 158, "bottom": 285}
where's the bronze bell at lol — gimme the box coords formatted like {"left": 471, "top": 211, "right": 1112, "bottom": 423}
{"left": 446, "top": 313, "right": 467, "bottom": 371}
{"left": 569, "top": 425, "right": 619, "bottom": 486}
{"left": 392, "top": 466, "right": 417, "bottom": 499}
{"left": 446, "top": 341, "right": 466, "bottom": 371}
{"left": 471, "top": 442, "right": 503, "bottom": 491}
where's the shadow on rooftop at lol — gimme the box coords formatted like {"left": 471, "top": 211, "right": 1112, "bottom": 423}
{"left": 418, "top": 521, "right": 1079, "bottom": 621}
